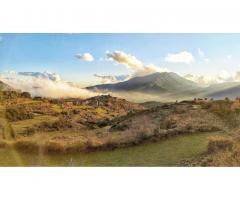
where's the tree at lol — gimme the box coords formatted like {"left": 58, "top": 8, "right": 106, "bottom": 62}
{"left": 224, "top": 97, "right": 230, "bottom": 102}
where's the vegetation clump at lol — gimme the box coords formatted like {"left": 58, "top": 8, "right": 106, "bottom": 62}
{"left": 37, "top": 115, "right": 73, "bottom": 131}
{"left": 207, "top": 136, "right": 234, "bottom": 153}
{"left": 6, "top": 106, "right": 34, "bottom": 121}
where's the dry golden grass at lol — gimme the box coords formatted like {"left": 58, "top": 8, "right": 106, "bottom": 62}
{"left": 203, "top": 134, "right": 240, "bottom": 166}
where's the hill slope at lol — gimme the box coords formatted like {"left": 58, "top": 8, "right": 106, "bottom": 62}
{"left": 87, "top": 72, "right": 201, "bottom": 94}
{"left": 207, "top": 84, "right": 240, "bottom": 99}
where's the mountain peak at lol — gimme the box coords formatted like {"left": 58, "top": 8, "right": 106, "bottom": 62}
{"left": 87, "top": 72, "right": 200, "bottom": 94}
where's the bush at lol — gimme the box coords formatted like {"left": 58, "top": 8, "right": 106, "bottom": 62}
{"left": 160, "top": 117, "right": 177, "bottom": 129}
{"left": 13, "top": 140, "right": 40, "bottom": 152}
{"left": 20, "top": 127, "right": 36, "bottom": 136}
{"left": 45, "top": 141, "right": 67, "bottom": 153}
{"left": 0, "top": 141, "right": 7, "bottom": 148}
{"left": 110, "top": 123, "right": 128, "bottom": 131}
{"left": 208, "top": 136, "right": 234, "bottom": 153}
{"left": 37, "top": 115, "right": 73, "bottom": 131}
{"left": 2, "top": 91, "right": 19, "bottom": 99}
{"left": 21, "top": 92, "right": 31, "bottom": 98}
{"left": 6, "top": 106, "right": 34, "bottom": 121}
{"left": 45, "top": 140, "right": 85, "bottom": 153}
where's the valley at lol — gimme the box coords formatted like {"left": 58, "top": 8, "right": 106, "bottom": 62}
{"left": 1, "top": 72, "right": 240, "bottom": 166}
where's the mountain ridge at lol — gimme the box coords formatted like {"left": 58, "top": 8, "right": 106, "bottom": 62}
{"left": 86, "top": 72, "right": 201, "bottom": 94}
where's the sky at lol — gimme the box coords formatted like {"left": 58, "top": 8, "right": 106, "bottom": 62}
{"left": 1, "top": 33, "right": 240, "bottom": 85}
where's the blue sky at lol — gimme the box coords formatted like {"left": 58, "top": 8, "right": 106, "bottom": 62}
{"left": 1, "top": 33, "right": 240, "bottom": 84}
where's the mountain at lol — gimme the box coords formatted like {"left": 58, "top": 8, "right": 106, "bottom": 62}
{"left": 0, "top": 80, "right": 13, "bottom": 91}
{"left": 207, "top": 84, "right": 240, "bottom": 99}
{"left": 205, "top": 82, "right": 240, "bottom": 94}
{"left": 87, "top": 72, "right": 201, "bottom": 94}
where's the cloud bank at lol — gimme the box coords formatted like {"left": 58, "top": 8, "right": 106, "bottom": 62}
{"left": 0, "top": 71, "right": 98, "bottom": 98}
{"left": 184, "top": 70, "right": 240, "bottom": 86}
{"left": 165, "top": 51, "right": 194, "bottom": 64}
{"left": 198, "top": 48, "right": 209, "bottom": 62}
{"left": 75, "top": 53, "right": 94, "bottom": 62}
{"left": 106, "top": 51, "right": 169, "bottom": 77}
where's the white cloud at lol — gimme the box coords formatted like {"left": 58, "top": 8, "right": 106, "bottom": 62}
{"left": 227, "top": 55, "right": 232, "bottom": 60}
{"left": 184, "top": 70, "right": 240, "bottom": 86}
{"left": 204, "top": 58, "right": 209, "bottom": 62}
{"left": 107, "top": 51, "right": 142, "bottom": 69}
{"left": 184, "top": 74, "right": 218, "bottom": 85}
{"left": 198, "top": 48, "right": 210, "bottom": 62}
{"left": 165, "top": 51, "right": 194, "bottom": 64}
{"left": 0, "top": 71, "right": 98, "bottom": 98}
{"left": 198, "top": 48, "right": 205, "bottom": 57}
{"left": 197, "top": 48, "right": 210, "bottom": 62}
{"left": 75, "top": 53, "right": 94, "bottom": 62}
{"left": 106, "top": 50, "right": 169, "bottom": 77}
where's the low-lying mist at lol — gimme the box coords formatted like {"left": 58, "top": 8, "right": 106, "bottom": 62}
{"left": 0, "top": 73, "right": 99, "bottom": 99}
{"left": 109, "top": 91, "right": 193, "bottom": 103}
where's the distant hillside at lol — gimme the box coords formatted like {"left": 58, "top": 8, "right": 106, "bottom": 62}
{"left": 87, "top": 72, "right": 201, "bottom": 94}
{"left": 205, "top": 82, "right": 240, "bottom": 94}
{"left": 207, "top": 84, "right": 240, "bottom": 99}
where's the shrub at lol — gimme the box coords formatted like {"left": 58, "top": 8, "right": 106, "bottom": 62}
{"left": 2, "top": 91, "right": 19, "bottom": 99}
{"left": 160, "top": 117, "right": 177, "bottom": 129}
{"left": 96, "top": 119, "right": 110, "bottom": 128}
{"left": 13, "top": 140, "right": 40, "bottom": 152}
{"left": 0, "top": 141, "right": 7, "bottom": 148}
{"left": 207, "top": 136, "right": 234, "bottom": 153}
{"left": 6, "top": 106, "right": 34, "bottom": 121}
{"left": 37, "top": 115, "right": 73, "bottom": 131}
{"left": 45, "top": 141, "right": 67, "bottom": 153}
{"left": 20, "top": 127, "right": 36, "bottom": 136}
{"left": 110, "top": 123, "right": 128, "bottom": 131}
{"left": 21, "top": 92, "right": 31, "bottom": 98}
